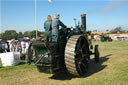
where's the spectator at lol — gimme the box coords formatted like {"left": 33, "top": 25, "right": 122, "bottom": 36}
{"left": 9, "top": 39, "right": 15, "bottom": 52}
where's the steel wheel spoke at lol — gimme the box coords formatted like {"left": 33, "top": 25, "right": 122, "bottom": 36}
{"left": 81, "top": 62, "right": 86, "bottom": 68}
{"left": 77, "top": 64, "right": 82, "bottom": 74}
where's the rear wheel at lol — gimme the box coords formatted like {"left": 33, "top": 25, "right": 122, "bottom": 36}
{"left": 65, "top": 35, "right": 90, "bottom": 76}
{"left": 27, "top": 43, "right": 37, "bottom": 64}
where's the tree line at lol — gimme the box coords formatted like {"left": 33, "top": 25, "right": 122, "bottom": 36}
{"left": 92, "top": 26, "right": 128, "bottom": 33}
{"left": 0, "top": 30, "right": 45, "bottom": 40}
{"left": 0, "top": 26, "right": 128, "bottom": 40}
{"left": 109, "top": 26, "right": 128, "bottom": 33}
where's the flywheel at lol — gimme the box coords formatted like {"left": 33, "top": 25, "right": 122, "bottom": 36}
{"left": 65, "top": 35, "right": 89, "bottom": 76}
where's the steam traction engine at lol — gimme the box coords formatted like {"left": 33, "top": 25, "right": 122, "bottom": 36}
{"left": 28, "top": 14, "right": 100, "bottom": 76}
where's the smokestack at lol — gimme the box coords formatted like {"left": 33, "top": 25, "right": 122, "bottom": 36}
{"left": 81, "top": 14, "right": 86, "bottom": 32}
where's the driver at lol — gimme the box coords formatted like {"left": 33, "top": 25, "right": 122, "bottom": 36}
{"left": 52, "top": 14, "right": 66, "bottom": 42}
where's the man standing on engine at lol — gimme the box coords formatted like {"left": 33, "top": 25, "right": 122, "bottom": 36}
{"left": 44, "top": 15, "right": 52, "bottom": 42}
{"left": 52, "top": 14, "right": 66, "bottom": 42}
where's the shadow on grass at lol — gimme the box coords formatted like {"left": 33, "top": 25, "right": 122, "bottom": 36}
{"left": 85, "top": 54, "right": 111, "bottom": 77}
{"left": 0, "top": 67, "right": 3, "bottom": 68}
{"left": 49, "top": 54, "right": 111, "bottom": 80}
{"left": 17, "top": 60, "right": 26, "bottom": 66}
{"left": 49, "top": 70, "right": 76, "bottom": 80}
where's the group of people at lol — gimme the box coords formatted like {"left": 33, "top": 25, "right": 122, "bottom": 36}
{"left": 10, "top": 39, "right": 30, "bottom": 54}
{"left": 0, "top": 39, "right": 30, "bottom": 55}
{"left": 44, "top": 14, "right": 66, "bottom": 42}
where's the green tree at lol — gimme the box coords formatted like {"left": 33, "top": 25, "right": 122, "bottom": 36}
{"left": 24, "top": 31, "right": 31, "bottom": 37}
{"left": 106, "top": 29, "right": 109, "bottom": 32}
{"left": 17, "top": 32, "right": 23, "bottom": 38}
{"left": 29, "top": 30, "right": 42, "bottom": 38}
{"left": 0, "top": 30, "right": 45, "bottom": 40}
{"left": 87, "top": 30, "right": 92, "bottom": 35}
{"left": 110, "top": 26, "right": 124, "bottom": 33}
{"left": 0, "top": 30, "right": 18, "bottom": 40}
{"left": 0, "top": 33, "right": 2, "bottom": 39}
{"left": 29, "top": 30, "right": 36, "bottom": 38}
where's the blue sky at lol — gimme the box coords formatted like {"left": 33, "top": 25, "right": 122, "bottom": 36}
{"left": 1, "top": 0, "right": 128, "bottom": 33}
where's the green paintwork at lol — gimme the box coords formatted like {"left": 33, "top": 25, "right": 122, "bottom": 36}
{"left": 32, "top": 41, "right": 51, "bottom": 73}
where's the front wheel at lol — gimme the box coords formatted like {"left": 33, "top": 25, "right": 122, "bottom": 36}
{"left": 94, "top": 45, "right": 100, "bottom": 63}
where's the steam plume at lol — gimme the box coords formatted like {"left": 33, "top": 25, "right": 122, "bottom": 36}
{"left": 87, "top": 0, "right": 128, "bottom": 15}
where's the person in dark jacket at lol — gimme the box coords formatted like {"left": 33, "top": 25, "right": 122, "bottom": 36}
{"left": 44, "top": 15, "right": 52, "bottom": 42}
{"left": 52, "top": 14, "right": 66, "bottom": 42}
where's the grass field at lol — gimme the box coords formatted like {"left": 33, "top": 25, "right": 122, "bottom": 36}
{"left": 0, "top": 41, "right": 128, "bottom": 85}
